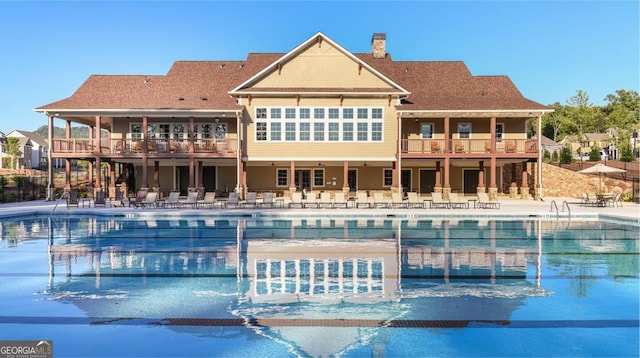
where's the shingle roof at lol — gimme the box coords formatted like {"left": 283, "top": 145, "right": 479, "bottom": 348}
{"left": 36, "top": 39, "right": 548, "bottom": 113}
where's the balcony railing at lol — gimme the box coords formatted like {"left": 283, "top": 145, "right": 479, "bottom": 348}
{"left": 401, "top": 139, "right": 538, "bottom": 155}
{"left": 52, "top": 138, "right": 237, "bottom": 156}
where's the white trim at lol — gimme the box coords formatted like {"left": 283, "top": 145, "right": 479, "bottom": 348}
{"left": 243, "top": 157, "right": 397, "bottom": 162}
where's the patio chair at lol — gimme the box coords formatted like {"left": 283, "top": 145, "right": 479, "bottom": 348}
{"left": 407, "top": 192, "right": 424, "bottom": 208}
{"left": 611, "top": 192, "right": 623, "bottom": 208}
{"left": 259, "top": 192, "right": 274, "bottom": 208}
{"left": 197, "top": 192, "right": 217, "bottom": 208}
{"left": 430, "top": 141, "right": 442, "bottom": 153}
{"left": 356, "top": 191, "right": 371, "bottom": 208}
{"left": 140, "top": 191, "right": 158, "bottom": 208}
{"left": 430, "top": 192, "right": 450, "bottom": 209}
{"left": 226, "top": 192, "right": 241, "bottom": 208}
{"left": 305, "top": 191, "right": 319, "bottom": 208}
{"left": 129, "top": 189, "right": 148, "bottom": 208}
{"left": 161, "top": 191, "right": 181, "bottom": 208}
{"left": 244, "top": 192, "right": 258, "bottom": 208}
{"left": 289, "top": 192, "right": 304, "bottom": 208}
{"left": 93, "top": 190, "right": 107, "bottom": 207}
{"left": 477, "top": 192, "right": 500, "bottom": 209}
{"left": 179, "top": 191, "right": 199, "bottom": 208}
{"left": 66, "top": 190, "right": 79, "bottom": 208}
{"left": 505, "top": 141, "right": 516, "bottom": 153}
{"left": 333, "top": 192, "right": 348, "bottom": 208}
{"left": 449, "top": 193, "right": 469, "bottom": 209}
{"left": 111, "top": 188, "right": 125, "bottom": 207}
{"left": 453, "top": 141, "right": 465, "bottom": 153}
{"left": 391, "top": 192, "right": 408, "bottom": 208}
{"left": 319, "top": 192, "right": 333, "bottom": 208}
{"left": 372, "top": 192, "right": 390, "bottom": 208}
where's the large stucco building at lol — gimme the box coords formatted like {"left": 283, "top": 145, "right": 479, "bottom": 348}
{"left": 35, "top": 32, "right": 550, "bottom": 200}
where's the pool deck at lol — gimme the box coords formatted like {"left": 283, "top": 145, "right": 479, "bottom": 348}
{"left": 0, "top": 197, "right": 638, "bottom": 224}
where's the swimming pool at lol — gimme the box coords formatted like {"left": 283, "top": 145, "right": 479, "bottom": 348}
{"left": 0, "top": 214, "right": 638, "bottom": 357}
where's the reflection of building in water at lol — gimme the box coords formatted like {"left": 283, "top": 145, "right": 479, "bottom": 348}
{"left": 45, "top": 217, "right": 552, "bottom": 358}
{"left": 246, "top": 239, "right": 399, "bottom": 304}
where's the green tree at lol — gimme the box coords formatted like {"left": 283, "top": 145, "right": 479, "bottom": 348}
{"left": 603, "top": 89, "right": 639, "bottom": 129}
{"left": 588, "top": 146, "right": 601, "bottom": 161}
{"left": 4, "top": 137, "right": 20, "bottom": 169}
{"left": 619, "top": 140, "right": 634, "bottom": 162}
{"left": 560, "top": 145, "right": 573, "bottom": 164}
{"left": 566, "top": 90, "right": 601, "bottom": 134}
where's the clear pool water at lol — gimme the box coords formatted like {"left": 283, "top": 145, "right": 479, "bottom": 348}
{"left": 0, "top": 215, "right": 638, "bottom": 357}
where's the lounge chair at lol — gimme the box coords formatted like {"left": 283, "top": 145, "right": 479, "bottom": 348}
{"left": 93, "top": 190, "right": 107, "bottom": 207}
{"left": 305, "top": 191, "right": 319, "bottom": 208}
{"left": 477, "top": 192, "right": 500, "bottom": 209}
{"left": 430, "top": 192, "right": 450, "bottom": 209}
{"left": 141, "top": 191, "right": 158, "bottom": 208}
{"left": 333, "top": 192, "right": 348, "bottom": 208}
{"left": 356, "top": 191, "right": 371, "bottom": 208}
{"left": 319, "top": 192, "right": 333, "bottom": 208}
{"left": 111, "top": 188, "right": 125, "bottom": 207}
{"left": 372, "top": 192, "right": 390, "bottom": 208}
{"left": 129, "top": 189, "right": 149, "bottom": 208}
{"left": 611, "top": 192, "right": 623, "bottom": 208}
{"left": 179, "top": 191, "right": 199, "bottom": 208}
{"left": 407, "top": 192, "right": 424, "bottom": 208}
{"left": 449, "top": 193, "right": 469, "bottom": 209}
{"left": 161, "top": 191, "right": 181, "bottom": 208}
{"left": 391, "top": 192, "right": 408, "bottom": 208}
{"left": 197, "top": 192, "right": 217, "bottom": 208}
{"left": 66, "top": 189, "right": 79, "bottom": 208}
{"left": 226, "top": 192, "right": 240, "bottom": 208}
{"left": 289, "top": 192, "right": 304, "bottom": 208}
{"left": 244, "top": 192, "right": 258, "bottom": 208}
{"left": 259, "top": 192, "right": 274, "bottom": 208}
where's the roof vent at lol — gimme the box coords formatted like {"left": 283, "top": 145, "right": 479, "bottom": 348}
{"left": 219, "top": 63, "right": 225, "bottom": 68}
{"left": 178, "top": 97, "right": 185, "bottom": 101}
{"left": 201, "top": 97, "right": 208, "bottom": 101}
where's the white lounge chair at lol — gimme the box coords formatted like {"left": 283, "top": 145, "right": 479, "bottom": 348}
{"left": 319, "top": 192, "right": 333, "bottom": 208}
{"left": 333, "top": 192, "right": 348, "bottom": 208}
{"left": 356, "top": 191, "right": 371, "bottom": 208}
{"left": 179, "top": 191, "right": 199, "bottom": 208}
{"left": 391, "top": 192, "right": 408, "bottom": 208}
{"left": 407, "top": 192, "right": 424, "bottom": 208}
{"left": 430, "top": 192, "right": 449, "bottom": 209}
{"left": 161, "top": 191, "right": 181, "bottom": 208}
{"left": 244, "top": 192, "right": 258, "bottom": 208}
{"left": 259, "top": 192, "right": 274, "bottom": 208}
{"left": 197, "top": 192, "right": 216, "bottom": 208}
{"left": 449, "top": 193, "right": 469, "bottom": 209}
{"left": 477, "top": 192, "right": 500, "bottom": 209}
{"left": 289, "top": 192, "right": 304, "bottom": 208}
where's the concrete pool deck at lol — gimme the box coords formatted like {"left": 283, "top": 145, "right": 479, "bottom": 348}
{"left": 0, "top": 197, "right": 637, "bottom": 224}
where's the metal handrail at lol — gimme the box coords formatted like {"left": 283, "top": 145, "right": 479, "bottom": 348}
{"left": 561, "top": 200, "right": 571, "bottom": 216}
{"left": 549, "top": 200, "right": 559, "bottom": 215}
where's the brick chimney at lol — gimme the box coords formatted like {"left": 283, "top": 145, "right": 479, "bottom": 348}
{"left": 371, "top": 33, "right": 386, "bottom": 59}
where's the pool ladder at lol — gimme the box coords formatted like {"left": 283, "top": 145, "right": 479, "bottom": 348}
{"left": 550, "top": 200, "right": 571, "bottom": 218}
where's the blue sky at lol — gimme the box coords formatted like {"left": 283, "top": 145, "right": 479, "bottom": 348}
{"left": 1, "top": 1, "right": 638, "bottom": 132}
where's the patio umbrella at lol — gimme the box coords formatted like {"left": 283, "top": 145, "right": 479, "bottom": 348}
{"left": 578, "top": 164, "right": 626, "bottom": 193}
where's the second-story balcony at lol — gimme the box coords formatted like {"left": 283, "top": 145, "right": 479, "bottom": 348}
{"left": 400, "top": 138, "right": 538, "bottom": 157}
{"left": 51, "top": 138, "right": 238, "bottom": 157}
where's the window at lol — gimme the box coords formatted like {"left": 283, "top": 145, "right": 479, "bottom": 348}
{"left": 357, "top": 108, "right": 368, "bottom": 119}
{"left": 271, "top": 122, "right": 281, "bottom": 141}
{"left": 372, "top": 108, "right": 383, "bottom": 119}
{"left": 256, "top": 122, "right": 267, "bottom": 141}
{"left": 195, "top": 123, "right": 213, "bottom": 139}
{"left": 285, "top": 122, "right": 296, "bottom": 141}
{"left": 299, "top": 108, "right": 310, "bottom": 119}
{"left": 343, "top": 108, "right": 353, "bottom": 119}
{"left": 277, "top": 169, "right": 288, "bottom": 187}
{"left": 458, "top": 123, "right": 471, "bottom": 139}
{"left": 328, "top": 123, "right": 339, "bottom": 141}
{"left": 270, "top": 108, "right": 281, "bottom": 119}
{"left": 421, "top": 123, "right": 433, "bottom": 139}
{"left": 314, "top": 123, "right": 324, "bottom": 141}
{"left": 313, "top": 169, "right": 324, "bottom": 187}
{"left": 328, "top": 108, "right": 339, "bottom": 119}
{"left": 314, "top": 108, "right": 325, "bottom": 119}
{"left": 130, "top": 124, "right": 142, "bottom": 139}
{"left": 372, "top": 123, "right": 382, "bottom": 141}
{"left": 343, "top": 123, "right": 353, "bottom": 141}
{"left": 300, "top": 122, "right": 310, "bottom": 141}
{"left": 383, "top": 169, "right": 393, "bottom": 186}
{"left": 256, "top": 108, "right": 267, "bottom": 119}
{"left": 158, "top": 124, "right": 171, "bottom": 140}
{"left": 496, "top": 123, "right": 504, "bottom": 142}
{"left": 214, "top": 124, "right": 227, "bottom": 140}
{"left": 357, "top": 123, "right": 368, "bottom": 141}
{"left": 285, "top": 108, "right": 296, "bottom": 119}
{"left": 172, "top": 124, "right": 185, "bottom": 139}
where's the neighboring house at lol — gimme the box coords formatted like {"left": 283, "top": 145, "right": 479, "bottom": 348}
{"left": 535, "top": 135, "right": 562, "bottom": 159}
{"left": 0, "top": 135, "right": 32, "bottom": 169}
{"left": 562, "top": 133, "right": 612, "bottom": 160}
{"left": 35, "top": 32, "right": 551, "bottom": 198}
{"left": 6, "top": 130, "right": 48, "bottom": 169}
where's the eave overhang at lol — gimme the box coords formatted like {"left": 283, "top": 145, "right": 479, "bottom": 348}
{"left": 397, "top": 109, "right": 554, "bottom": 118}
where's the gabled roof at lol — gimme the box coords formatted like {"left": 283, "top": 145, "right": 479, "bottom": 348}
{"left": 229, "top": 32, "right": 410, "bottom": 96}
{"left": 36, "top": 32, "right": 549, "bottom": 115}
{"left": 7, "top": 130, "right": 47, "bottom": 147}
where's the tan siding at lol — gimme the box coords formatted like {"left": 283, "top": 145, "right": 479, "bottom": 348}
{"left": 255, "top": 43, "right": 394, "bottom": 89}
